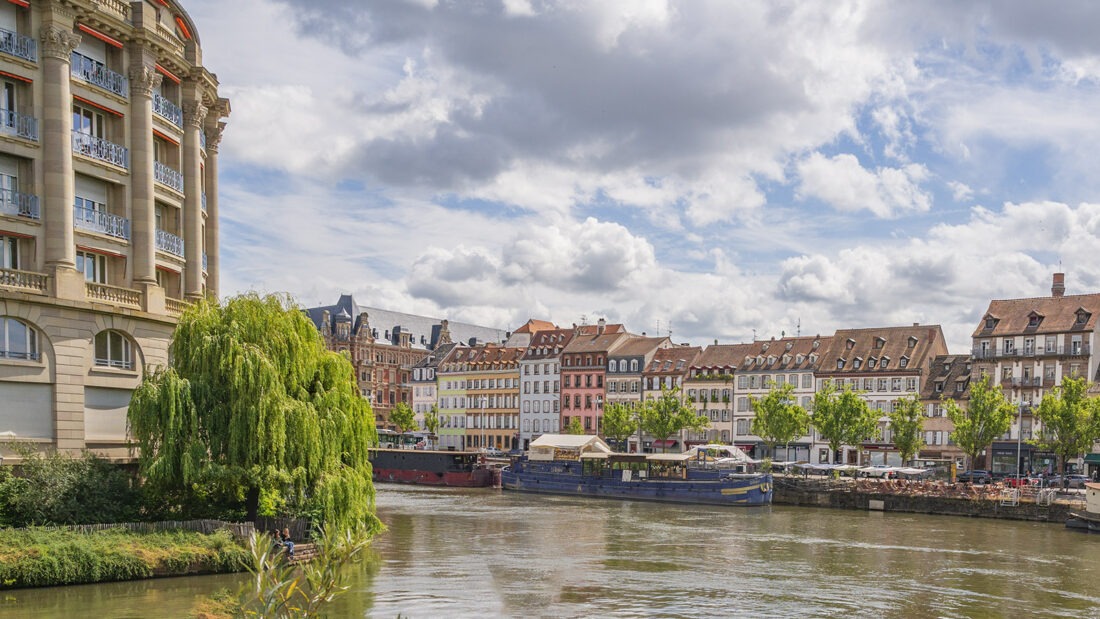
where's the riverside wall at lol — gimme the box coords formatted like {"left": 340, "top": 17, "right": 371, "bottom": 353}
{"left": 773, "top": 478, "right": 1078, "bottom": 524}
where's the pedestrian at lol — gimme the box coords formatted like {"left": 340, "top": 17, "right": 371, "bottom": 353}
{"left": 282, "top": 527, "right": 295, "bottom": 558}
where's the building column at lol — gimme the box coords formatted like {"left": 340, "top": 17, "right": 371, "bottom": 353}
{"left": 127, "top": 61, "right": 160, "bottom": 286}
{"left": 181, "top": 94, "right": 207, "bottom": 300}
{"left": 39, "top": 22, "right": 83, "bottom": 299}
{"left": 203, "top": 119, "right": 225, "bottom": 298}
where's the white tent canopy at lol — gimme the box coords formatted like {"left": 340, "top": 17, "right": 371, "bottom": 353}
{"left": 528, "top": 434, "right": 612, "bottom": 461}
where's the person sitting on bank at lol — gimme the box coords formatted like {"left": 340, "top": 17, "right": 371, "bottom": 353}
{"left": 271, "top": 529, "right": 283, "bottom": 550}
{"left": 282, "top": 527, "right": 295, "bottom": 558}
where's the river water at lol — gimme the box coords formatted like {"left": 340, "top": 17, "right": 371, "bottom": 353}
{"left": 1, "top": 485, "right": 1099, "bottom": 618}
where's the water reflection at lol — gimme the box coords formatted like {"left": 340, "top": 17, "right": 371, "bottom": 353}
{"left": 1, "top": 486, "right": 1098, "bottom": 618}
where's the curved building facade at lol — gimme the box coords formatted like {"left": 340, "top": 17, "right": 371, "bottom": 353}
{"left": 0, "top": 0, "right": 228, "bottom": 458}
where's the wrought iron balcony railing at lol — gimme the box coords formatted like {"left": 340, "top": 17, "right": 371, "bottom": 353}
{"left": 71, "top": 52, "right": 128, "bottom": 97}
{"left": 0, "top": 27, "right": 36, "bottom": 62}
{"left": 155, "top": 229, "right": 184, "bottom": 257}
{"left": 0, "top": 188, "right": 39, "bottom": 219}
{"left": 74, "top": 205, "right": 130, "bottom": 240}
{"left": 152, "top": 93, "right": 182, "bottom": 127}
{"left": 0, "top": 109, "right": 37, "bottom": 141}
{"left": 72, "top": 131, "right": 128, "bottom": 168}
{"left": 154, "top": 161, "right": 184, "bottom": 192}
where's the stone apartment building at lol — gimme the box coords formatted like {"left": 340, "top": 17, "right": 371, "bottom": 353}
{"left": 518, "top": 326, "right": 572, "bottom": 450}
{"left": 970, "top": 273, "right": 1100, "bottom": 475}
{"left": 0, "top": 0, "right": 227, "bottom": 458}
{"left": 817, "top": 325, "right": 948, "bottom": 465}
{"left": 305, "top": 294, "right": 507, "bottom": 428}
{"left": 732, "top": 336, "right": 827, "bottom": 461}
{"left": 919, "top": 354, "right": 969, "bottom": 465}
{"left": 449, "top": 343, "right": 523, "bottom": 452}
{"left": 685, "top": 343, "right": 753, "bottom": 446}
{"left": 560, "top": 319, "right": 629, "bottom": 435}
{"left": 607, "top": 335, "right": 670, "bottom": 410}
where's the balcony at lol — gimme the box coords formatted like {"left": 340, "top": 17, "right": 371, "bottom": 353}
{"left": 154, "top": 161, "right": 184, "bottom": 192}
{"left": 0, "top": 27, "right": 36, "bottom": 63}
{"left": 0, "top": 109, "right": 38, "bottom": 141}
{"left": 0, "top": 189, "right": 39, "bottom": 219}
{"left": 0, "top": 267, "right": 48, "bottom": 294}
{"left": 972, "top": 344, "right": 1091, "bottom": 359}
{"left": 72, "top": 132, "right": 128, "bottom": 168}
{"left": 74, "top": 205, "right": 130, "bottom": 240}
{"left": 1002, "top": 377, "right": 1043, "bottom": 389}
{"left": 152, "top": 93, "right": 182, "bottom": 127}
{"left": 165, "top": 297, "right": 189, "bottom": 316}
{"left": 155, "top": 229, "right": 184, "bottom": 257}
{"left": 86, "top": 282, "right": 140, "bottom": 308}
{"left": 71, "top": 52, "right": 128, "bottom": 98}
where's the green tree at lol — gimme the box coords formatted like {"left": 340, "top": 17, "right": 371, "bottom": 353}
{"left": 565, "top": 417, "right": 585, "bottom": 435}
{"left": 128, "top": 293, "right": 381, "bottom": 533}
{"left": 423, "top": 405, "right": 440, "bottom": 436}
{"left": 640, "top": 388, "right": 709, "bottom": 453}
{"left": 888, "top": 393, "right": 925, "bottom": 464}
{"left": 1032, "top": 376, "right": 1100, "bottom": 483}
{"left": 602, "top": 402, "right": 639, "bottom": 451}
{"left": 945, "top": 375, "right": 1014, "bottom": 471}
{"left": 389, "top": 402, "right": 417, "bottom": 434}
{"left": 750, "top": 382, "right": 810, "bottom": 459}
{"left": 811, "top": 382, "right": 878, "bottom": 464}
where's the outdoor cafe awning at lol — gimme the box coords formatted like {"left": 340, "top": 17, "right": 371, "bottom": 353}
{"left": 1084, "top": 453, "right": 1100, "bottom": 464}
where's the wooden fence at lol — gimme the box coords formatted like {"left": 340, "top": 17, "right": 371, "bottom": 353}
{"left": 253, "top": 516, "right": 313, "bottom": 542}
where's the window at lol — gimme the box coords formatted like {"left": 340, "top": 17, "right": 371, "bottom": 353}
{"left": 0, "top": 317, "right": 37, "bottom": 360}
{"left": 836, "top": 359, "right": 845, "bottom": 370}
{"left": 802, "top": 374, "right": 812, "bottom": 388}
{"left": 72, "top": 104, "right": 105, "bottom": 140}
{"left": 94, "top": 330, "right": 132, "bottom": 369}
{"left": 899, "top": 356, "right": 908, "bottom": 368}
{"left": 76, "top": 250, "right": 107, "bottom": 283}
{"left": 738, "top": 376, "right": 748, "bottom": 389}
{"left": 0, "top": 234, "right": 22, "bottom": 270}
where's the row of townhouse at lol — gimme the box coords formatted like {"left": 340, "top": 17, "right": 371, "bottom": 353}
{"left": 309, "top": 273, "right": 1100, "bottom": 476}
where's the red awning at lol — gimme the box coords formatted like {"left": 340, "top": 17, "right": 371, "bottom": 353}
{"left": 651, "top": 440, "right": 679, "bottom": 448}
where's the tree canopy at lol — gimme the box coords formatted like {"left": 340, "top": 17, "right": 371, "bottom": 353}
{"left": 128, "top": 293, "right": 381, "bottom": 533}
{"left": 602, "top": 402, "right": 638, "bottom": 450}
{"left": 389, "top": 403, "right": 417, "bottom": 434}
{"left": 1032, "top": 376, "right": 1100, "bottom": 480}
{"left": 811, "top": 382, "right": 878, "bottom": 463}
{"left": 945, "top": 375, "right": 1014, "bottom": 471}
{"left": 888, "top": 393, "right": 925, "bottom": 464}
{"left": 750, "top": 383, "right": 810, "bottom": 457}
{"left": 565, "top": 417, "right": 585, "bottom": 435}
{"left": 640, "top": 388, "right": 709, "bottom": 453}
{"left": 422, "top": 405, "right": 440, "bottom": 436}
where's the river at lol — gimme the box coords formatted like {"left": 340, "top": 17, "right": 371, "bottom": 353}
{"left": 1, "top": 485, "right": 1098, "bottom": 618}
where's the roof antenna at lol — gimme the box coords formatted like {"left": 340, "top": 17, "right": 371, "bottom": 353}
{"left": 752, "top": 328, "right": 757, "bottom": 341}
{"left": 797, "top": 318, "right": 801, "bottom": 337}
{"left": 667, "top": 320, "right": 672, "bottom": 338}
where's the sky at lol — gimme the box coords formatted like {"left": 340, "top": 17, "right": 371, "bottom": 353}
{"left": 183, "top": 0, "right": 1100, "bottom": 353}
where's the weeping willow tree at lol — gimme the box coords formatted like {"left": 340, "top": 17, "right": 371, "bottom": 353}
{"left": 128, "top": 293, "right": 380, "bottom": 534}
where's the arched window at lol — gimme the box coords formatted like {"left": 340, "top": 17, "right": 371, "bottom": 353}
{"left": 94, "top": 330, "right": 133, "bottom": 369}
{"left": 0, "top": 317, "right": 38, "bottom": 360}
{"left": 630, "top": 359, "right": 639, "bottom": 372}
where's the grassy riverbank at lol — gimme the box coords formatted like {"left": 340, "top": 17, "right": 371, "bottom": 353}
{"left": 0, "top": 527, "right": 249, "bottom": 589}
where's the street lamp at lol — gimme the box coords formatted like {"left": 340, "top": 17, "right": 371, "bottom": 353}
{"left": 1016, "top": 402, "right": 1025, "bottom": 476}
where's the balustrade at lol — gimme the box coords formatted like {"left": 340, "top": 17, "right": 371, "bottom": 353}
{"left": 72, "top": 131, "right": 129, "bottom": 168}
{"left": 74, "top": 205, "right": 130, "bottom": 240}
{"left": 71, "top": 52, "right": 128, "bottom": 97}
{"left": 0, "top": 27, "right": 36, "bottom": 62}
{"left": 154, "top": 161, "right": 184, "bottom": 192}
{"left": 153, "top": 93, "right": 183, "bottom": 127}
{"left": 0, "top": 189, "right": 39, "bottom": 219}
{"left": 165, "top": 297, "right": 189, "bottom": 316}
{"left": 0, "top": 109, "right": 38, "bottom": 141}
{"left": 155, "top": 229, "right": 184, "bottom": 257}
{"left": 0, "top": 267, "right": 48, "bottom": 293}
{"left": 86, "top": 282, "right": 141, "bottom": 307}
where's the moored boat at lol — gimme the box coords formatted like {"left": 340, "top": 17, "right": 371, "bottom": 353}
{"left": 501, "top": 434, "right": 772, "bottom": 506}
{"left": 1066, "top": 482, "right": 1100, "bottom": 533}
{"left": 370, "top": 448, "right": 495, "bottom": 487}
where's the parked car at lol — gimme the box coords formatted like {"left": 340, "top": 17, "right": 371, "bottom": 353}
{"left": 482, "top": 447, "right": 504, "bottom": 457}
{"left": 1004, "top": 475, "right": 1042, "bottom": 488}
{"left": 858, "top": 465, "right": 897, "bottom": 479}
{"left": 1047, "top": 474, "right": 1089, "bottom": 489}
{"left": 956, "top": 470, "right": 993, "bottom": 484}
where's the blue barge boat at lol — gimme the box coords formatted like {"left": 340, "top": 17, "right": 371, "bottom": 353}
{"left": 501, "top": 434, "right": 772, "bottom": 506}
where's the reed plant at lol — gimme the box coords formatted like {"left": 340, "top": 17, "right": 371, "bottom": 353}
{"left": 0, "top": 527, "right": 248, "bottom": 589}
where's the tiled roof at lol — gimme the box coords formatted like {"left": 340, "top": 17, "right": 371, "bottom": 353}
{"left": 562, "top": 326, "right": 631, "bottom": 354}
{"left": 818, "top": 325, "right": 947, "bottom": 376}
{"left": 522, "top": 328, "right": 576, "bottom": 360}
{"left": 738, "top": 336, "right": 830, "bottom": 372}
{"left": 972, "top": 293, "right": 1100, "bottom": 338}
{"left": 919, "top": 354, "right": 972, "bottom": 401}
{"left": 610, "top": 336, "right": 670, "bottom": 357}
{"left": 690, "top": 344, "right": 754, "bottom": 370}
{"left": 304, "top": 294, "right": 508, "bottom": 350}
{"left": 513, "top": 319, "right": 556, "bottom": 334}
{"left": 646, "top": 346, "right": 702, "bottom": 375}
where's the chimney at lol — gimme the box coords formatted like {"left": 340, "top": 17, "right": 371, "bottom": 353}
{"left": 597, "top": 318, "right": 606, "bottom": 334}
{"left": 1052, "top": 272, "right": 1065, "bottom": 297}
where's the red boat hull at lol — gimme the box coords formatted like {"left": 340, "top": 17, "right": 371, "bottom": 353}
{"left": 373, "top": 467, "right": 495, "bottom": 487}
{"left": 370, "top": 448, "right": 496, "bottom": 488}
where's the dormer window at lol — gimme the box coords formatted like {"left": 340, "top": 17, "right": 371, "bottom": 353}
{"left": 1076, "top": 309, "right": 1089, "bottom": 325}
{"left": 1028, "top": 312, "right": 1043, "bottom": 328}
{"left": 795, "top": 354, "right": 804, "bottom": 364}
{"left": 756, "top": 355, "right": 764, "bottom": 365}
{"left": 881, "top": 356, "right": 890, "bottom": 369}
{"left": 782, "top": 354, "right": 791, "bottom": 364}
{"left": 900, "top": 356, "right": 909, "bottom": 368}
{"left": 809, "top": 353, "right": 818, "bottom": 364}
{"left": 853, "top": 357, "right": 862, "bottom": 370}
{"left": 846, "top": 338, "right": 855, "bottom": 350}
{"left": 836, "top": 358, "right": 845, "bottom": 370}
{"left": 868, "top": 357, "right": 876, "bottom": 369}
{"left": 812, "top": 340, "right": 820, "bottom": 349}
{"left": 984, "top": 315, "right": 998, "bottom": 330}
{"left": 935, "top": 382, "right": 944, "bottom": 393}
{"left": 907, "top": 336, "right": 917, "bottom": 348}
{"left": 767, "top": 355, "right": 776, "bottom": 365}
{"left": 785, "top": 342, "right": 793, "bottom": 351}
{"left": 762, "top": 343, "right": 770, "bottom": 352}
{"left": 874, "top": 337, "right": 885, "bottom": 349}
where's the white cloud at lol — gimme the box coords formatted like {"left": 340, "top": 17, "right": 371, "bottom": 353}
{"left": 796, "top": 153, "right": 931, "bottom": 217}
